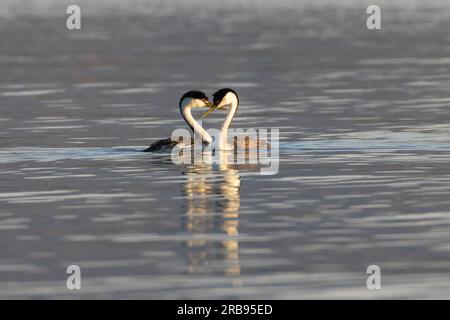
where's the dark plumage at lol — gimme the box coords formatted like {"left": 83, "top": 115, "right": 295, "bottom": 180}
{"left": 143, "top": 137, "right": 208, "bottom": 153}
{"left": 212, "top": 88, "right": 239, "bottom": 107}
{"left": 143, "top": 138, "right": 178, "bottom": 153}
{"left": 180, "top": 91, "right": 209, "bottom": 107}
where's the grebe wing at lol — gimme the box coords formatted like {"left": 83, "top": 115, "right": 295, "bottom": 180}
{"left": 143, "top": 138, "right": 178, "bottom": 153}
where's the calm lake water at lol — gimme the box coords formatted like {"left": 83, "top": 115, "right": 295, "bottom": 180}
{"left": 1, "top": 0, "right": 450, "bottom": 298}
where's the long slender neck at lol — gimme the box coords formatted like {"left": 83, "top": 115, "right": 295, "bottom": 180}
{"left": 221, "top": 98, "right": 238, "bottom": 131}
{"left": 181, "top": 103, "right": 212, "bottom": 144}
{"left": 218, "top": 96, "right": 238, "bottom": 150}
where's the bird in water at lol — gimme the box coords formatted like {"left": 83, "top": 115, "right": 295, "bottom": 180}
{"left": 201, "top": 88, "right": 270, "bottom": 151}
{"left": 144, "top": 91, "right": 213, "bottom": 153}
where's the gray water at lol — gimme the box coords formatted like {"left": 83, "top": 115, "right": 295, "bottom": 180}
{"left": 1, "top": 0, "right": 450, "bottom": 299}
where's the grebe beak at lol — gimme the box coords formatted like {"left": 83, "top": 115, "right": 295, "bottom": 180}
{"left": 200, "top": 104, "right": 219, "bottom": 118}
{"left": 200, "top": 101, "right": 227, "bottom": 119}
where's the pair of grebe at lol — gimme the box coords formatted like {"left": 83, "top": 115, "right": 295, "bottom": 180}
{"left": 144, "top": 88, "right": 268, "bottom": 153}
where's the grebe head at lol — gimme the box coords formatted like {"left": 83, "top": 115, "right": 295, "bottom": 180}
{"left": 212, "top": 88, "right": 239, "bottom": 110}
{"left": 201, "top": 88, "right": 239, "bottom": 118}
{"left": 178, "top": 91, "right": 214, "bottom": 142}
{"left": 179, "top": 90, "right": 212, "bottom": 109}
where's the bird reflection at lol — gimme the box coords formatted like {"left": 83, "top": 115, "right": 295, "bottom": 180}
{"left": 180, "top": 151, "right": 242, "bottom": 285}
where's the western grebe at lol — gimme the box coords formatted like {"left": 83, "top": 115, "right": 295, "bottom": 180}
{"left": 144, "top": 91, "right": 213, "bottom": 153}
{"left": 201, "top": 88, "right": 270, "bottom": 151}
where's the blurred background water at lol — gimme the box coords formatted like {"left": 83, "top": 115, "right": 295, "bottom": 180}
{"left": 1, "top": 0, "right": 450, "bottom": 298}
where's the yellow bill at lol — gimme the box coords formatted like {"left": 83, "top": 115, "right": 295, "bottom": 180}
{"left": 201, "top": 104, "right": 219, "bottom": 118}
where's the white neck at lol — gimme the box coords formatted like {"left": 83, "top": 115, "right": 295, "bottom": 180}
{"left": 181, "top": 102, "right": 212, "bottom": 144}
{"left": 218, "top": 95, "right": 238, "bottom": 150}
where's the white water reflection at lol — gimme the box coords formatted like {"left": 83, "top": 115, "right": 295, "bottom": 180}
{"left": 181, "top": 153, "right": 242, "bottom": 282}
